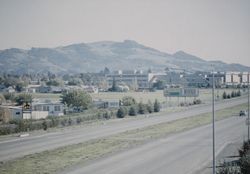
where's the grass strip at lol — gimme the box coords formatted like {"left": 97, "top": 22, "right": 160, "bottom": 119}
{"left": 0, "top": 103, "right": 248, "bottom": 174}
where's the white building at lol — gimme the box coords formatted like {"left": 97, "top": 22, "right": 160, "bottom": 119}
{"left": 242, "top": 72, "right": 249, "bottom": 85}
{"left": 106, "top": 70, "right": 150, "bottom": 90}
{"left": 32, "top": 102, "right": 64, "bottom": 116}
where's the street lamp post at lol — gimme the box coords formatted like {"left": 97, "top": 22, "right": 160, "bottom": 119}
{"left": 212, "top": 71, "right": 216, "bottom": 174}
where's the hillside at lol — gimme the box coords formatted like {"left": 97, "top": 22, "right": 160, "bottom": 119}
{"left": 0, "top": 40, "right": 249, "bottom": 74}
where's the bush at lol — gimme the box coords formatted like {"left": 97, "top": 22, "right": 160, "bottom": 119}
{"left": 76, "top": 117, "right": 82, "bottom": 124}
{"left": 154, "top": 99, "right": 161, "bottom": 112}
{"left": 117, "top": 107, "right": 127, "bottom": 118}
{"left": 227, "top": 94, "right": 231, "bottom": 99}
{"left": 103, "top": 111, "right": 110, "bottom": 119}
{"left": 138, "top": 102, "right": 146, "bottom": 114}
{"left": 193, "top": 99, "right": 202, "bottom": 105}
{"left": 129, "top": 105, "right": 137, "bottom": 116}
{"left": 222, "top": 91, "right": 227, "bottom": 99}
{"left": 240, "top": 154, "right": 250, "bottom": 174}
{"left": 146, "top": 100, "right": 153, "bottom": 113}
{"left": 237, "top": 90, "right": 241, "bottom": 97}
{"left": 42, "top": 120, "right": 48, "bottom": 130}
{"left": 231, "top": 91, "right": 236, "bottom": 98}
{"left": 122, "top": 96, "right": 136, "bottom": 106}
{"left": 239, "top": 140, "right": 250, "bottom": 174}
{"left": 68, "top": 118, "right": 73, "bottom": 125}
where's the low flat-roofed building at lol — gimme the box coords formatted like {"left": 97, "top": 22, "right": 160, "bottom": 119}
{"left": 32, "top": 102, "right": 64, "bottom": 116}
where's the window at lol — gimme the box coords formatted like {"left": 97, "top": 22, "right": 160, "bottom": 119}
{"left": 54, "top": 106, "right": 61, "bottom": 111}
{"left": 43, "top": 106, "right": 49, "bottom": 111}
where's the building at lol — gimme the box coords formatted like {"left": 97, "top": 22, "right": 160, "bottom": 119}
{"left": 206, "top": 72, "right": 225, "bottom": 88}
{"left": 32, "top": 101, "right": 64, "bottom": 116}
{"left": 93, "top": 99, "right": 120, "bottom": 109}
{"left": 106, "top": 70, "right": 150, "bottom": 90}
{"left": 242, "top": 72, "right": 249, "bottom": 85}
{"left": 224, "top": 72, "right": 249, "bottom": 86}
{"left": 25, "top": 85, "right": 41, "bottom": 93}
{"left": 0, "top": 106, "right": 22, "bottom": 122}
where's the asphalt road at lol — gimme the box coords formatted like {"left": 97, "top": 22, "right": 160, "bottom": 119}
{"left": 64, "top": 116, "right": 247, "bottom": 174}
{"left": 0, "top": 96, "right": 248, "bottom": 162}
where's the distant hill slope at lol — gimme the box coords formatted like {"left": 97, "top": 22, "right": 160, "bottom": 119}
{"left": 0, "top": 40, "right": 249, "bottom": 74}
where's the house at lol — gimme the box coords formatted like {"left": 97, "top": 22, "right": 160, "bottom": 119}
{"left": 0, "top": 105, "right": 48, "bottom": 121}
{"left": 82, "top": 85, "right": 99, "bottom": 93}
{"left": 38, "top": 86, "right": 63, "bottom": 93}
{"left": 3, "top": 86, "right": 15, "bottom": 93}
{"left": 25, "top": 85, "right": 41, "bottom": 93}
{"left": 32, "top": 101, "right": 64, "bottom": 116}
{"left": 38, "top": 86, "right": 51, "bottom": 93}
{"left": 0, "top": 106, "right": 22, "bottom": 122}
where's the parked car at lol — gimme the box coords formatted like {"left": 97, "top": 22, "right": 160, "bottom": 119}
{"left": 239, "top": 110, "right": 247, "bottom": 116}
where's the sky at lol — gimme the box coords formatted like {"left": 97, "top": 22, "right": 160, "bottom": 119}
{"left": 0, "top": 0, "right": 249, "bottom": 66}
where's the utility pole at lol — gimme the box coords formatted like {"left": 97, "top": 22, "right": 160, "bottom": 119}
{"left": 212, "top": 70, "right": 216, "bottom": 174}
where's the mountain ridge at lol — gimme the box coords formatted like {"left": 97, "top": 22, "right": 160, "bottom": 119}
{"left": 0, "top": 40, "right": 249, "bottom": 74}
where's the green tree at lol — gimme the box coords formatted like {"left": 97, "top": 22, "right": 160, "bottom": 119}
{"left": 154, "top": 99, "right": 160, "bottom": 112}
{"left": 122, "top": 96, "right": 136, "bottom": 106}
{"left": 15, "top": 93, "right": 32, "bottom": 106}
{"left": 61, "top": 90, "right": 92, "bottom": 111}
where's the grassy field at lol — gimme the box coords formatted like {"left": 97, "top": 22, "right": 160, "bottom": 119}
{"left": 0, "top": 103, "right": 247, "bottom": 174}
{"left": 32, "top": 88, "right": 242, "bottom": 106}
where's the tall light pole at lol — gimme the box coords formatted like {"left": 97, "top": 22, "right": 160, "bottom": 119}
{"left": 212, "top": 70, "right": 216, "bottom": 174}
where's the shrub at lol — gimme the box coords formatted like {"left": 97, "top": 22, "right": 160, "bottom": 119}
{"left": 193, "top": 99, "right": 202, "bottom": 105}
{"left": 42, "top": 120, "right": 48, "bottom": 130}
{"left": 146, "top": 100, "right": 153, "bottom": 113}
{"left": 227, "top": 94, "right": 231, "bottom": 99}
{"left": 154, "top": 99, "right": 160, "bottom": 112}
{"left": 117, "top": 107, "right": 127, "bottom": 118}
{"left": 222, "top": 91, "right": 227, "bottom": 99}
{"left": 237, "top": 90, "right": 241, "bottom": 97}
{"left": 122, "top": 96, "right": 136, "bottom": 106}
{"left": 76, "top": 117, "right": 82, "bottom": 124}
{"left": 231, "top": 91, "right": 236, "bottom": 98}
{"left": 103, "top": 111, "right": 110, "bottom": 119}
{"left": 138, "top": 102, "right": 146, "bottom": 114}
{"left": 129, "top": 105, "right": 137, "bottom": 116}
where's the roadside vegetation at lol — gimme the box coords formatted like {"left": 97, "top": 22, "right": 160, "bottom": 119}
{"left": 0, "top": 95, "right": 161, "bottom": 135}
{"left": 217, "top": 139, "right": 250, "bottom": 174}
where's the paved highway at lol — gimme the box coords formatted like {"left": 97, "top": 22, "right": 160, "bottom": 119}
{"left": 64, "top": 116, "right": 247, "bottom": 174}
{"left": 0, "top": 96, "right": 248, "bottom": 162}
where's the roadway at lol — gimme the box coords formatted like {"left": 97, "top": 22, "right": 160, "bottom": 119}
{"left": 0, "top": 96, "right": 248, "bottom": 162}
{"left": 64, "top": 116, "right": 247, "bottom": 174}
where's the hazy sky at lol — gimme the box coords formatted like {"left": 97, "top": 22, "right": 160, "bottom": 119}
{"left": 0, "top": 0, "right": 249, "bottom": 66}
